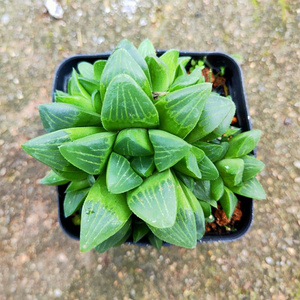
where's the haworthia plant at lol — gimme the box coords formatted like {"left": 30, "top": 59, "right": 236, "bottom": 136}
{"left": 22, "top": 39, "right": 266, "bottom": 253}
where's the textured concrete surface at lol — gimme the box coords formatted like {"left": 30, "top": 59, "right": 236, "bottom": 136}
{"left": 1, "top": 0, "right": 300, "bottom": 299}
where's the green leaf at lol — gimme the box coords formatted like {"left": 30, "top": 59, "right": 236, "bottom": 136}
{"left": 175, "top": 62, "right": 187, "bottom": 78}
{"left": 190, "top": 146, "right": 205, "bottom": 163}
{"left": 78, "top": 62, "right": 94, "bottom": 80}
{"left": 149, "top": 175, "right": 196, "bottom": 248}
{"left": 101, "top": 74, "right": 159, "bottom": 131}
{"left": 147, "top": 232, "right": 163, "bottom": 250}
{"left": 174, "top": 172, "right": 195, "bottom": 192}
{"left": 177, "top": 56, "right": 191, "bottom": 68}
{"left": 230, "top": 177, "right": 266, "bottom": 200}
{"left": 80, "top": 176, "right": 131, "bottom": 252}
{"left": 127, "top": 169, "right": 177, "bottom": 228}
{"left": 210, "top": 176, "right": 224, "bottom": 200}
{"left": 100, "top": 48, "right": 152, "bottom": 99}
{"left": 225, "top": 130, "right": 262, "bottom": 158}
{"left": 54, "top": 91, "right": 94, "bottom": 112}
{"left": 133, "top": 222, "right": 150, "bottom": 243}
{"left": 78, "top": 77, "right": 99, "bottom": 95}
{"left": 93, "top": 60, "right": 106, "bottom": 81}
{"left": 180, "top": 183, "right": 205, "bottom": 240}
{"left": 219, "top": 187, "right": 238, "bottom": 219}
{"left": 113, "top": 226, "right": 132, "bottom": 247}
{"left": 145, "top": 55, "right": 169, "bottom": 92}
{"left": 149, "top": 129, "right": 191, "bottom": 172}
{"left": 215, "top": 158, "right": 244, "bottom": 187}
{"left": 114, "top": 129, "right": 153, "bottom": 156}
{"left": 170, "top": 74, "right": 202, "bottom": 92}
{"left": 22, "top": 127, "right": 103, "bottom": 171}
{"left": 198, "top": 155, "right": 219, "bottom": 180}
{"left": 95, "top": 218, "right": 132, "bottom": 253}
{"left": 64, "top": 188, "right": 90, "bottom": 218}
{"left": 40, "top": 170, "right": 69, "bottom": 186}
{"left": 241, "top": 155, "right": 265, "bottom": 181}
{"left": 117, "top": 39, "right": 151, "bottom": 86}
{"left": 199, "top": 200, "right": 212, "bottom": 218}
{"left": 193, "top": 180, "right": 218, "bottom": 208}
{"left": 193, "top": 141, "right": 226, "bottom": 162}
{"left": 131, "top": 156, "right": 155, "bottom": 177}
{"left": 52, "top": 169, "right": 89, "bottom": 181}
{"left": 91, "top": 90, "right": 102, "bottom": 114}
{"left": 69, "top": 69, "right": 90, "bottom": 99}
{"left": 138, "top": 38, "right": 156, "bottom": 58}
{"left": 156, "top": 83, "right": 211, "bottom": 139}
{"left": 203, "top": 99, "right": 236, "bottom": 140}
{"left": 185, "top": 94, "right": 235, "bottom": 143}
{"left": 107, "top": 152, "right": 143, "bottom": 194}
{"left": 159, "top": 50, "right": 179, "bottom": 85}
{"left": 59, "top": 132, "right": 116, "bottom": 175}
{"left": 65, "top": 177, "right": 91, "bottom": 193}
{"left": 39, "top": 103, "right": 101, "bottom": 133}
{"left": 173, "top": 150, "right": 202, "bottom": 179}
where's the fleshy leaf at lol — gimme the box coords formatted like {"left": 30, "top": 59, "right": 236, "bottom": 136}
{"left": 22, "top": 127, "right": 103, "bottom": 171}
{"left": 101, "top": 74, "right": 159, "bottom": 131}
{"left": 131, "top": 156, "right": 155, "bottom": 177}
{"left": 190, "top": 146, "right": 205, "bottom": 163}
{"left": 138, "top": 38, "right": 156, "bottom": 58}
{"left": 175, "top": 172, "right": 195, "bottom": 192}
{"left": 225, "top": 130, "right": 262, "bottom": 158}
{"left": 155, "top": 83, "right": 211, "bottom": 139}
{"left": 159, "top": 50, "right": 179, "bottom": 86}
{"left": 193, "top": 180, "right": 218, "bottom": 208}
{"left": 39, "top": 103, "right": 101, "bottom": 133}
{"left": 127, "top": 169, "right": 177, "bottom": 228}
{"left": 133, "top": 222, "right": 150, "bottom": 243}
{"left": 181, "top": 182, "right": 205, "bottom": 240}
{"left": 117, "top": 39, "right": 151, "bottom": 85}
{"left": 95, "top": 218, "right": 132, "bottom": 253}
{"left": 210, "top": 176, "right": 224, "bottom": 200}
{"left": 173, "top": 150, "right": 202, "bottom": 179}
{"left": 147, "top": 232, "right": 163, "bottom": 250}
{"left": 100, "top": 48, "right": 152, "bottom": 99}
{"left": 65, "top": 177, "right": 92, "bottom": 193}
{"left": 145, "top": 55, "right": 169, "bottom": 92}
{"left": 177, "top": 56, "right": 191, "bottom": 68}
{"left": 40, "top": 170, "right": 69, "bottom": 186}
{"left": 149, "top": 175, "right": 196, "bottom": 248}
{"left": 215, "top": 158, "right": 244, "bottom": 187}
{"left": 52, "top": 169, "right": 88, "bottom": 181}
{"left": 193, "top": 141, "right": 226, "bottom": 162}
{"left": 230, "top": 177, "right": 266, "bottom": 200}
{"left": 64, "top": 188, "right": 90, "bottom": 218}
{"left": 113, "top": 226, "right": 132, "bottom": 247}
{"left": 69, "top": 69, "right": 90, "bottom": 99}
{"left": 185, "top": 94, "right": 236, "bottom": 143}
{"left": 93, "top": 60, "right": 106, "bottom": 81}
{"left": 198, "top": 155, "right": 219, "bottom": 180}
{"left": 91, "top": 90, "right": 102, "bottom": 114}
{"left": 80, "top": 176, "right": 131, "bottom": 252}
{"left": 114, "top": 128, "right": 153, "bottom": 156}
{"left": 170, "top": 74, "right": 201, "bottom": 92}
{"left": 199, "top": 200, "right": 212, "bottom": 218}
{"left": 219, "top": 187, "right": 238, "bottom": 219}
{"left": 149, "top": 129, "right": 191, "bottom": 172}
{"left": 241, "top": 155, "right": 265, "bottom": 181}
{"left": 78, "top": 77, "right": 99, "bottom": 95}
{"left": 54, "top": 91, "right": 94, "bottom": 112}
{"left": 78, "top": 62, "right": 94, "bottom": 80}
{"left": 107, "top": 152, "right": 143, "bottom": 194}
{"left": 59, "top": 132, "right": 116, "bottom": 175}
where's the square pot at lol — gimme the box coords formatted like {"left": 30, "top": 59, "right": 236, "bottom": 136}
{"left": 54, "top": 51, "right": 254, "bottom": 244}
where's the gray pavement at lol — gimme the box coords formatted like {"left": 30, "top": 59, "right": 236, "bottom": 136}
{"left": 0, "top": 0, "right": 300, "bottom": 299}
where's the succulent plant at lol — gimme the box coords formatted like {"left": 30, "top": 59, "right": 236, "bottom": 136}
{"left": 22, "top": 39, "right": 266, "bottom": 252}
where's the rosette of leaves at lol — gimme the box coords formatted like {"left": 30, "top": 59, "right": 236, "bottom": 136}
{"left": 22, "top": 39, "right": 266, "bottom": 252}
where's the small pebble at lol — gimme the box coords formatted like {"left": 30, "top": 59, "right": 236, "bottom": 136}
{"left": 54, "top": 288, "right": 62, "bottom": 297}
{"left": 266, "top": 257, "right": 274, "bottom": 265}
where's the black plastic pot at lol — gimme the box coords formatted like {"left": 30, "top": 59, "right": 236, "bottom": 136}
{"left": 54, "top": 51, "right": 254, "bottom": 244}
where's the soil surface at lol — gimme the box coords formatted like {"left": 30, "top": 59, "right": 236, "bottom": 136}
{"left": 1, "top": 0, "right": 300, "bottom": 299}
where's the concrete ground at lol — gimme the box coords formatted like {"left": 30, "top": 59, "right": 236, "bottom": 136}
{"left": 1, "top": 0, "right": 300, "bottom": 299}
